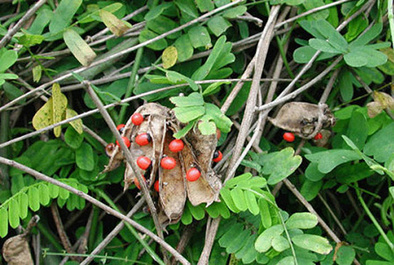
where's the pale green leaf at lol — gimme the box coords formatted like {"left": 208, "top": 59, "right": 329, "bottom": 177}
{"left": 0, "top": 49, "right": 18, "bottom": 72}
{"left": 231, "top": 187, "right": 248, "bottom": 211}
{"left": 63, "top": 29, "right": 97, "bottom": 66}
{"left": 49, "top": 0, "right": 83, "bottom": 33}
{"left": 255, "top": 224, "right": 284, "bottom": 252}
{"left": 162, "top": 46, "right": 178, "bottom": 69}
{"left": 286, "top": 212, "right": 318, "bottom": 230}
{"left": 272, "top": 235, "right": 290, "bottom": 252}
{"left": 76, "top": 142, "right": 94, "bottom": 171}
{"left": 0, "top": 207, "right": 8, "bottom": 237}
{"left": 18, "top": 193, "right": 28, "bottom": 219}
{"left": 66, "top": 108, "right": 83, "bottom": 134}
{"left": 9, "top": 198, "right": 20, "bottom": 229}
{"left": 99, "top": 10, "right": 130, "bottom": 37}
{"left": 173, "top": 106, "right": 205, "bottom": 123}
{"left": 28, "top": 187, "right": 40, "bottom": 211}
{"left": 292, "top": 234, "right": 333, "bottom": 254}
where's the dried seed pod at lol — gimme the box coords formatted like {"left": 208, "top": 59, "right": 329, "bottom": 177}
{"left": 268, "top": 102, "right": 335, "bottom": 138}
{"left": 158, "top": 130, "right": 186, "bottom": 221}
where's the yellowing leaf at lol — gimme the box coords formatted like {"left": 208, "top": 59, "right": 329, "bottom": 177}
{"left": 374, "top": 91, "right": 394, "bottom": 109}
{"left": 66, "top": 108, "right": 83, "bottom": 134}
{"left": 63, "top": 28, "right": 97, "bottom": 66}
{"left": 32, "top": 65, "right": 42, "bottom": 83}
{"left": 99, "top": 10, "right": 130, "bottom": 37}
{"left": 32, "top": 98, "right": 54, "bottom": 131}
{"left": 162, "top": 46, "right": 178, "bottom": 69}
{"left": 32, "top": 83, "right": 69, "bottom": 137}
{"left": 52, "top": 83, "right": 68, "bottom": 137}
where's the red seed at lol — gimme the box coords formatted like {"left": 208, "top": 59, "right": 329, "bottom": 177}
{"left": 135, "top": 133, "right": 151, "bottom": 146}
{"left": 160, "top": 156, "right": 176, "bottom": 170}
{"left": 154, "top": 181, "right": 160, "bottom": 192}
{"left": 169, "top": 139, "right": 184, "bottom": 153}
{"left": 131, "top": 113, "right": 144, "bottom": 126}
{"left": 116, "top": 136, "right": 131, "bottom": 148}
{"left": 213, "top": 150, "right": 223, "bottom": 163}
{"left": 134, "top": 175, "right": 146, "bottom": 190}
{"left": 283, "top": 132, "right": 295, "bottom": 142}
{"left": 116, "top": 124, "right": 125, "bottom": 134}
{"left": 137, "top": 156, "right": 151, "bottom": 170}
{"left": 314, "top": 132, "right": 323, "bottom": 140}
{"left": 186, "top": 167, "right": 201, "bottom": 182}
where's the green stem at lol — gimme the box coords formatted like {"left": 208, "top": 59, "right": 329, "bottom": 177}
{"left": 117, "top": 47, "right": 144, "bottom": 125}
{"left": 388, "top": 0, "right": 394, "bottom": 48}
{"left": 88, "top": 205, "right": 99, "bottom": 251}
{"left": 3, "top": 12, "right": 25, "bottom": 28}
{"left": 94, "top": 189, "right": 166, "bottom": 265}
{"left": 355, "top": 183, "right": 394, "bottom": 251}
{"left": 36, "top": 222, "right": 64, "bottom": 251}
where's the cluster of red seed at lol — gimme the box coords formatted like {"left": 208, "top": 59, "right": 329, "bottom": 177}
{"left": 282, "top": 132, "right": 323, "bottom": 142}
{"left": 114, "top": 112, "right": 224, "bottom": 190}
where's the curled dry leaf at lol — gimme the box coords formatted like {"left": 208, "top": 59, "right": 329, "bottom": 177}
{"left": 367, "top": 91, "right": 394, "bottom": 118}
{"left": 268, "top": 102, "right": 335, "bottom": 138}
{"left": 104, "top": 103, "right": 222, "bottom": 227}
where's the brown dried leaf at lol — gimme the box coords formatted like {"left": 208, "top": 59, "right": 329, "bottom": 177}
{"left": 2, "top": 235, "right": 33, "bottom": 265}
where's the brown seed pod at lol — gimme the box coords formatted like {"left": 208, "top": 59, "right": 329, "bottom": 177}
{"left": 268, "top": 102, "right": 335, "bottom": 138}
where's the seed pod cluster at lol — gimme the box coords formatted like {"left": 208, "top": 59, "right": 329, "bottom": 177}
{"left": 104, "top": 103, "right": 223, "bottom": 227}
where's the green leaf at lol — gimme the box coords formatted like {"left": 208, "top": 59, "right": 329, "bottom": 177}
{"left": 0, "top": 49, "right": 18, "bottom": 72}
{"left": 293, "top": 46, "right": 318, "bottom": 63}
{"left": 49, "top": 0, "right": 83, "bottom": 33}
{"left": 315, "top": 20, "right": 348, "bottom": 51}
{"left": 204, "top": 103, "right": 232, "bottom": 133}
{"left": 63, "top": 29, "right": 97, "bottom": 66}
{"left": 272, "top": 235, "right": 290, "bottom": 252}
{"left": 244, "top": 191, "right": 259, "bottom": 215}
{"left": 345, "top": 46, "right": 387, "bottom": 68}
{"left": 202, "top": 81, "right": 230, "bottom": 96}
{"left": 336, "top": 246, "right": 356, "bottom": 265}
{"left": 255, "top": 224, "right": 284, "bottom": 252}
{"left": 173, "top": 34, "right": 194, "bottom": 62}
{"left": 195, "top": 0, "right": 214, "bottom": 12}
{"left": 300, "top": 179, "right": 322, "bottom": 201}
{"left": 9, "top": 198, "right": 20, "bottom": 229}
{"left": 166, "top": 70, "right": 199, "bottom": 91}
{"left": 28, "top": 6, "right": 53, "bottom": 35}
{"left": 187, "top": 201, "right": 205, "bottom": 220}
{"left": 345, "top": 15, "right": 368, "bottom": 42}
{"left": 188, "top": 26, "right": 211, "bottom": 49}
{"left": 18, "top": 33, "right": 45, "bottom": 47}
{"left": 173, "top": 106, "right": 205, "bottom": 123}
{"left": 173, "top": 121, "right": 195, "bottom": 139}
{"left": 170, "top": 92, "right": 204, "bottom": 107}
{"left": 222, "top": 6, "right": 247, "bottom": 18}
{"left": 48, "top": 183, "right": 60, "bottom": 198}
{"left": 0, "top": 207, "right": 8, "bottom": 237}
{"left": 309, "top": 38, "right": 341, "bottom": 54}
{"left": 75, "top": 142, "right": 94, "bottom": 171}
{"left": 192, "top": 35, "right": 225, "bottom": 80}
{"left": 64, "top": 126, "right": 84, "bottom": 149}
{"left": 292, "top": 234, "right": 332, "bottom": 254}
{"left": 18, "top": 193, "right": 28, "bottom": 219}
{"left": 139, "top": 29, "right": 168, "bottom": 51}
{"left": 260, "top": 148, "right": 302, "bottom": 185}
{"left": 303, "top": 0, "right": 329, "bottom": 20}
{"left": 207, "top": 16, "right": 231, "bottom": 37}
{"left": 346, "top": 110, "right": 368, "bottom": 149}
{"left": 99, "top": 9, "right": 130, "bottom": 37}
{"left": 144, "top": 2, "right": 173, "bottom": 21}
{"left": 286, "top": 213, "right": 318, "bottom": 230}
{"left": 38, "top": 184, "right": 50, "bottom": 206}
{"left": 235, "top": 233, "right": 258, "bottom": 262}
{"left": 259, "top": 198, "right": 272, "bottom": 228}
{"left": 338, "top": 70, "right": 354, "bottom": 101}
{"left": 220, "top": 188, "right": 240, "bottom": 213}
{"left": 28, "top": 186, "right": 40, "bottom": 211}
{"left": 219, "top": 223, "right": 244, "bottom": 248}
{"left": 364, "top": 123, "right": 394, "bottom": 163}
{"left": 305, "top": 150, "right": 361, "bottom": 173}
{"left": 375, "top": 242, "right": 394, "bottom": 261}
{"left": 59, "top": 186, "right": 70, "bottom": 200}
{"left": 225, "top": 228, "right": 251, "bottom": 253}
{"left": 198, "top": 120, "right": 216, "bottom": 135}
{"left": 349, "top": 23, "right": 383, "bottom": 48}
{"left": 231, "top": 187, "right": 248, "bottom": 211}
{"left": 174, "top": 0, "right": 199, "bottom": 18}
{"left": 225, "top": 173, "right": 253, "bottom": 189}
{"left": 390, "top": 187, "right": 394, "bottom": 200}
{"left": 305, "top": 163, "right": 325, "bottom": 181}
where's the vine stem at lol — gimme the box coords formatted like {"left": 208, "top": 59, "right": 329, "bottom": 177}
{"left": 355, "top": 183, "right": 394, "bottom": 251}
{"left": 0, "top": 0, "right": 244, "bottom": 113}
{"left": 82, "top": 81, "right": 170, "bottom": 263}
{"left": 0, "top": 0, "right": 47, "bottom": 48}
{"left": 0, "top": 156, "right": 191, "bottom": 265}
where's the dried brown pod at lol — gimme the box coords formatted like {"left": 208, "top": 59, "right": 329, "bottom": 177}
{"left": 367, "top": 91, "right": 394, "bottom": 118}
{"left": 268, "top": 102, "right": 335, "bottom": 138}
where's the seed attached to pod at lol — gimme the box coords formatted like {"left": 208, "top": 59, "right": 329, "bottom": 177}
{"left": 169, "top": 139, "right": 184, "bottom": 152}
{"left": 213, "top": 150, "right": 223, "bottom": 163}
{"left": 116, "top": 124, "right": 125, "bottom": 134}
{"left": 137, "top": 156, "right": 151, "bottom": 170}
{"left": 131, "top": 113, "right": 144, "bottom": 125}
{"left": 116, "top": 136, "right": 131, "bottom": 148}
{"left": 283, "top": 132, "right": 295, "bottom": 142}
{"left": 154, "top": 180, "right": 160, "bottom": 192}
{"left": 186, "top": 167, "right": 201, "bottom": 182}
{"left": 135, "top": 133, "right": 151, "bottom": 146}
{"left": 134, "top": 175, "right": 146, "bottom": 190}
{"left": 160, "top": 156, "right": 176, "bottom": 170}
{"left": 314, "top": 132, "right": 323, "bottom": 140}
{"left": 105, "top": 143, "right": 115, "bottom": 156}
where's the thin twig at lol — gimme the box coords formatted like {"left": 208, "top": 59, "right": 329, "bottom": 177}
{"left": 0, "top": 156, "right": 191, "bottom": 265}
{"left": 82, "top": 81, "right": 170, "bottom": 262}
{"left": 0, "top": 0, "right": 244, "bottom": 113}
{"left": 0, "top": 0, "right": 47, "bottom": 48}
